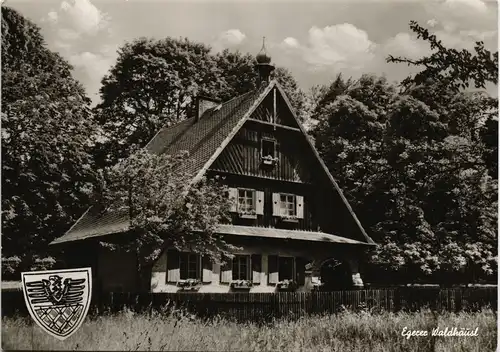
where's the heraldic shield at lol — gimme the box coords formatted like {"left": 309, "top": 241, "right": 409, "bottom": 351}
{"left": 21, "top": 268, "right": 92, "bottom": 340}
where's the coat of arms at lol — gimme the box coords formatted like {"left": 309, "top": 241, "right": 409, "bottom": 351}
{"left": 21, "top": 268, "right": 92, "bottom": 340}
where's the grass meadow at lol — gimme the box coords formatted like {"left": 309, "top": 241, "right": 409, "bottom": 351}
{"left": 2, "top": 308, "right": 497, "bottom": 351}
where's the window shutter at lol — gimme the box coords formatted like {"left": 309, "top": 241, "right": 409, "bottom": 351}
{"left": 296, "top": 195, "right": 304, "bottom": 219}
{"left": 251, "top": 254, "right": 262, "bottom": 284}
{"left": 166, "top": 250, "right": 180, "bottom": 283}
{"left": 255, "top": 191, "right": 264, "bottom": 215}
{"left": 220, "top": 257, "right": 232, "bottom": 284}
{"left": 268, "top": 255, "right": 279, "bottom": 284}
{"left": 296, "top": 257, "right": 306, "bottom": 286}
{"left": 272, "top": 193, "right": 280, "bottom": 216}
{"left": 228, "top": 188, "right": 238, "bottom": 212}
{"left": 202, "top": 256, "right": 212, "bottom": 283}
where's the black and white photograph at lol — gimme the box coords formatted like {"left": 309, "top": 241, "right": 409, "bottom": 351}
{"left": 1, "top": 0, "right": 498, "bottom": 351}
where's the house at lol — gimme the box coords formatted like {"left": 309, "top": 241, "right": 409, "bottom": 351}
{"left": 50, "top": 45, "right": 376, "bottom": 294}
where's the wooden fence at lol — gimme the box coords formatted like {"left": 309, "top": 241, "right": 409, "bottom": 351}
{"left": 2, "top": 288, "right": 496, "bottom": 321}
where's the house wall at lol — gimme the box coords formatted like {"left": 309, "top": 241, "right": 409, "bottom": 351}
{"left": 150, "top": 240, "right": 361, "bottom": 293}
{"left": 214, "top": 174, "right": 316, "bottom": 231}
{"left": 207, "top": 119, "right": 366, "bottom": 243}
{"left": 97, "top": 247, "right": 137, "bottom": 292}
{"left": 210, "top": 123, "right": 313, "bottom": 184}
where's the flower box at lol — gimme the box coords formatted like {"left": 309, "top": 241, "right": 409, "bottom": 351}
{"left": 238, "top": 209, "right": 257, "bottom": 219}
{"left": 177, "top": 279, "right": 201, "bottom": 291}
{"left": 280, "top": 215, "right": 299, "bottom": 223}
{"left": 261, "top": 155, "right": 279, "bottom": 166}
{"left": 230, "top": 280, "right": 253, "bottom": 290}
{"left": 277, "top": 279, "right": 297, "bottom": 291}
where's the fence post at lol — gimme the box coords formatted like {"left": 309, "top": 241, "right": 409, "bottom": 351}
{"left": 394, "top": 288, "right": 401, "bottom": 312}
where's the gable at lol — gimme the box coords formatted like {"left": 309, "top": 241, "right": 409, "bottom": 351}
{"left": 206, "top": 82, "right": 375, "bottom": 245}
{"left": 210, "top": 124, "right": 313, "bottom": 183}
{"left": 248, "top": 87, "right": 300, "bottom": 128}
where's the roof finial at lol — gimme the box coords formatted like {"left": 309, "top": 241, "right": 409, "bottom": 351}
{"left": 255, "top": 36, "right": 274, "bottom": 85}
{"left": 256, "top": 36, "right": 271, "bottom": 64}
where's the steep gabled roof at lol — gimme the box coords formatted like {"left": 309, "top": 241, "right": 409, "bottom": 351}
{"left": 51, "top": 81, "right": 374, "bottom": 245}
{"left": 52, "top": 85, "right": 271, "bottom": 245}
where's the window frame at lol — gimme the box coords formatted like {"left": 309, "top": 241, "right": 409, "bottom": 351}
{"left": 179, "top": 252, "right": 201, "bottom": 280}
{"left": 279, "top": 193, "right": 297, "bottom": 217}
{"left": 260, "top": 137, "right": 277, "bottom": 159}
{"left": 232, "top": 254, "right": 251, "bottom": 281}
{"left": 237, "top": 188, "right": 257, "bottom": 218}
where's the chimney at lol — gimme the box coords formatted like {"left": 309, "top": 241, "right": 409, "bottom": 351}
{"left": 255, "top": 37, "right": 275, "bottom": 86}
{"left": 195, "top": 96, "right": 221, "bottom": 122}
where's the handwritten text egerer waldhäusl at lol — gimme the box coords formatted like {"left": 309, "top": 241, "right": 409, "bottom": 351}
{"left": 402, "top": 326, "right": 479, "bottom": 339}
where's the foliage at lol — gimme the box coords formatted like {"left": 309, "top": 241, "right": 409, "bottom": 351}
{"left": 312, "top": 74, "right": 394, "bottom": 221}
{"left": 95, "top": 149, "right": 238, "bottom": 272}
{"left": 93, "top": 37, "right": 224, "bottom": 166}
{"left": 387, "top": 20, "right": 498, "bottom": 92}
{"left": 387, "top": 20, "right": 498, "bottom": 180}
{"left": 312, "top": 69, "right": 497, "bottom": 283}
{"left": 315, "top": 25, "right": 498, "bottom": 283}
{"left": 214, "top": 49, "right": 257, "bottom": 100}
{"left": 1, "top": 7, "right": 97, "bottom": 271}
{"left": 479, "top": 108, "right": 498, "bottom": 179}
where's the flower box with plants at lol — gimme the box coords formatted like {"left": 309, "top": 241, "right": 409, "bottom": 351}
{"left": 280, "top": 215, "right": 299, "bottom": 223}
{"left": 276, "top": 279, "right": 298, "bottom": 291}
{"left": 238, "top": 209, "right": 257, "bottom": 219}
{"left": 261, "top": 155, "right": 279, "bottom": 166}
{"left": 176, "top": 279, "right": 201, "bottom": 291}
{"left": 230, "top": 280, "right": 253, "bottom": 290}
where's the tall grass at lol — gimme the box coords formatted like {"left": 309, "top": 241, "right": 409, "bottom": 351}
{"left": 2, "top": 308, "right": 497, "bottom": 351}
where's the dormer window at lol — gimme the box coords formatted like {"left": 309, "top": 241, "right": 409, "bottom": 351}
{"left": 261, "top": 138, "right": 278, "bottom": 165}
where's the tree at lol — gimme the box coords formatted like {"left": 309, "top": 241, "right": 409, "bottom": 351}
{"left": 388, "top": 20, "right": 498, "bottom": 179}
{"left": 387, "top": 20, "right": 498, "bottom": 92}
{"left": 371, "top": 91, "right": 497, "bottom": 283}
{"left": 93, "top": 37, "right": 226, "bottom": 166}
{"left": 311, "top": 70, "right": 497, "bottom": 283}
{"left": 214, "top": 49, "right": 257, "bottom": 101}
{"left": 313, "top": 74, "right": 354, "bottom": 115}
{"left": 480, "top": 112, "right": 498, "bottom": 179}
{"left": 1, "top": 7, "right": 98, "bottom": 275}
{"left": 370, "top": 22, "right": 498, "bottom": 282}
{"left": 312, "top": 74, "right": 395, "bottom": 232}
{"left": 95, "top": 149, "right": 237, "bottom": 290}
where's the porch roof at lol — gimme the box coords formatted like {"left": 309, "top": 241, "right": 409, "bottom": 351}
{"left": 216, "top": 225, "right": 375, "bottom": 245}
{"left": 51, "top": 220, "right": 374, "bottom": 246}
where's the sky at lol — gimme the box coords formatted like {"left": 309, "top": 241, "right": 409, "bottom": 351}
{"left": 9, "top": 0, "right": 499, "bottom": 105}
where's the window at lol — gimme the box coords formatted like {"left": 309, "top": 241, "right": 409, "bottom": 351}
{"left": 232, "top": 255, "right": 251, "bottom": 280}
{"left": 229, "top": 188, "right": 263, "bottom": 216}
{"left": 278, "top": 256, "right": 295, "bottom": 281}
{"left": 261, "top": 138, "right": 276, "bottom": 159}
{"left": 280, "top": 194, "right": 296, "bottom": 217}
{"left": 179, "top": 252, "right": 200, "bottom": 280}
{"left": 238, "top": 189, "right": 255, "bottom": 213}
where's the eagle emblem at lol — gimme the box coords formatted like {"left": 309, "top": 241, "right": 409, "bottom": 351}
{"left": 21, "top": 268, "right": 92, "bottom": 340}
